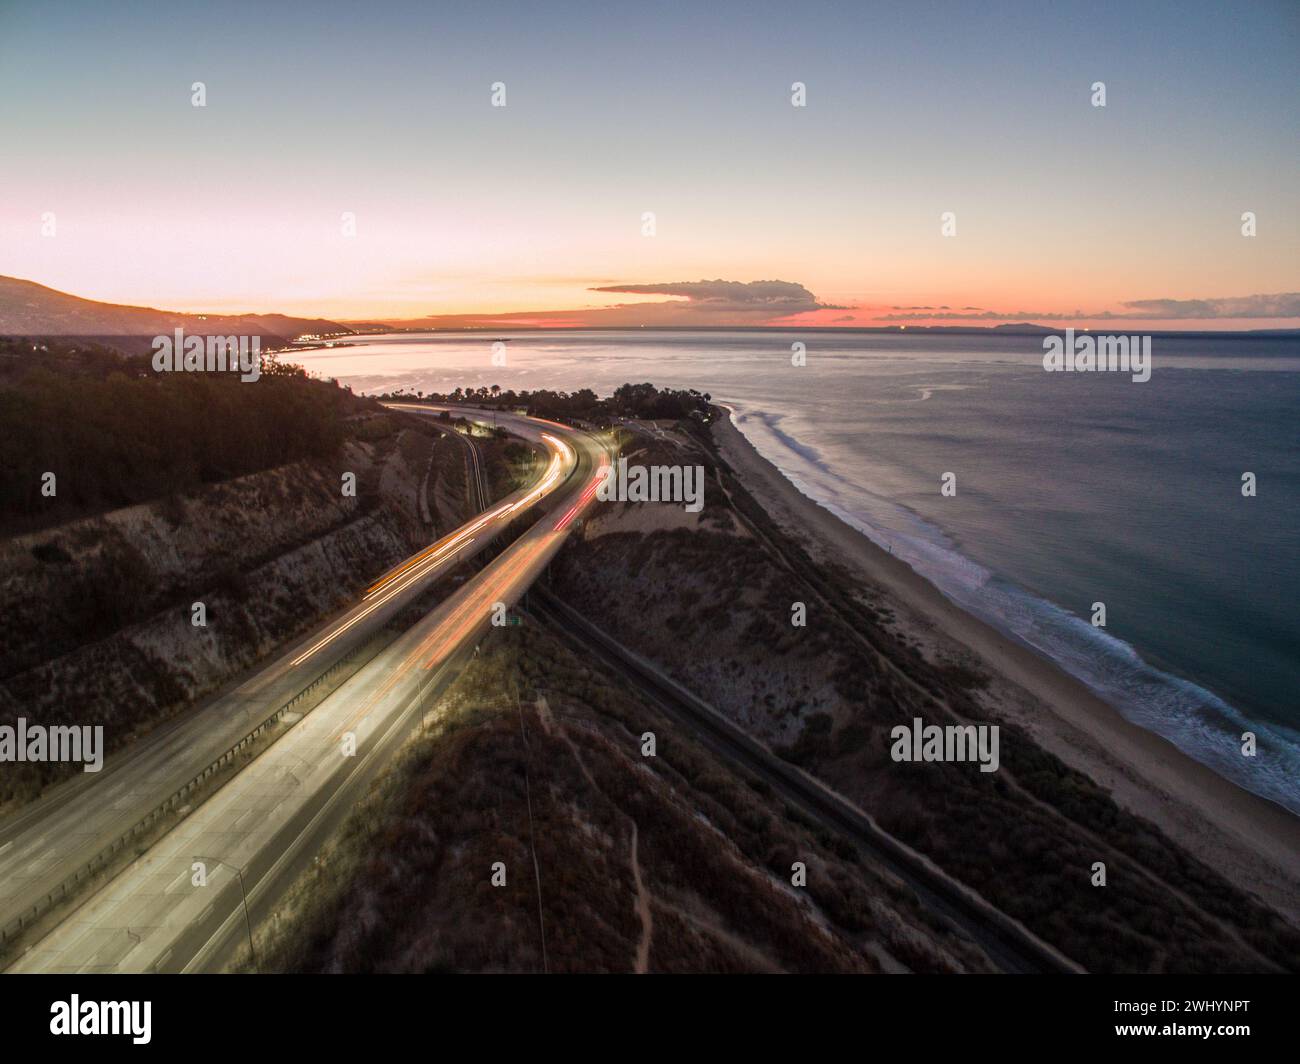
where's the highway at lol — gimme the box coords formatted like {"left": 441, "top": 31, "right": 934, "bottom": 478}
{"left": 5, "top": 402, "right": 1069, "bottom": 974}
{"left": 2, "top": 408, "right": 608, "bottom": 969}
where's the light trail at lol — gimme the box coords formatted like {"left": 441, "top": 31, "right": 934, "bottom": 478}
{"left": 287, "top": 539, "right": 476, "bottom": 667}
{"left": 364, "top": 531, "right": 479, "bottom": 599}
{"left": 418, "top": 548, "right": 538, "bottom": 671}
{"left": 555, "top": 453, "right": 610, "bottom": 532}
{"left": 364, "top": 434, "right": 567, "bottom": 597}
{"left": 334, "top": 547, "right": 537, "bottom": 739}
{"left": 4, "top": 407, "right": 620, "bottom": 975}
{"left": 330, "top": 437, "right": 578, "bottom": 736}
{"left": 289, "top": 432, "right": 573, "bottom": 670}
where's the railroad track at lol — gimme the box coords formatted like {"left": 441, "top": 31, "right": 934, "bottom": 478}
{"left": 530, "top": 586, "right": 1084, "bottom": 975}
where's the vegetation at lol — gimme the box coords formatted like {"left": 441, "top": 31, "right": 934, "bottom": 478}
{"left": 547, "top": 412, "right": 1300, "bottom": 973}
{"left": 0, "top": 346, "right": 356, "bottom": 533}
{"left": 0, "top": 378, "right": 475, "bottom": 806}
{"left": 247, "top": 627, "right": 983, "bottom": 974}
{"left": 377, "top": 380, "right": 712, "bottom": 425}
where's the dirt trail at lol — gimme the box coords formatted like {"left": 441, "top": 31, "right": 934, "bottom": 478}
{"left": 629, "top": 821, "right": 653, "bottom": 973}
{"left": 543, "top": 701, "right": 655, "bottom": 973}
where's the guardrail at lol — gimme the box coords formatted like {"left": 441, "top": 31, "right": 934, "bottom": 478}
{"left": 1, "top": 640, "right": 371, "bottom": 947}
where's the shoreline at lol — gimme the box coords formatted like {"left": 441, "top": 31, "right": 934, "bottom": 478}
{"left": 726, "top": 405, "right": 1300, "bottom": 812}
{"left": 711, "top": 407, "right": 1300, "bottom": 924}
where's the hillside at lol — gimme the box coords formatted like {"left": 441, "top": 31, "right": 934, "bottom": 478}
{"left": 542, "top": 417, "right": 1300, "bottom": 973}
{"left": 247, "top": 626, "right": 993, "bottom": 974}
{"left": 0, "top": 407, "right": 485, "bottom": 808}
{"left": 0, "top": 275, "right": 351, "bottom": 354}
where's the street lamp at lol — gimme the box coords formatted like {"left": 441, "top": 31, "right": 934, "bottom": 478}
{"left": 196, "top": 855, "right": 256, "bottom": 971}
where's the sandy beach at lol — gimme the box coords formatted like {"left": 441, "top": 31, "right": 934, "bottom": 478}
{"left": 712, "top": 410, "right": 1300, "bottom": 925}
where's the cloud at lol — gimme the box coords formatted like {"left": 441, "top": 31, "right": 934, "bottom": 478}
{"left": 1118, "top": 293, "right": 1300, "bottom": 319}
{"left": 380, "top": 277, "right": 844, "bottom": 328}
{"left": 591, "top": 279, "right": 846, "bottom": 317}
{"left": 876, "top": 293, "right": 1300, "bottom": 322}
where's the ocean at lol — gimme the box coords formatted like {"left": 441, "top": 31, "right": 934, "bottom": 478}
{"left": 294, "top": 330, "right": 1300, "bottom": 813}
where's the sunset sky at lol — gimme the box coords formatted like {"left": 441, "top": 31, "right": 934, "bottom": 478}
{"left": 1, "top": 0, "right": 1296, "bottom": 329}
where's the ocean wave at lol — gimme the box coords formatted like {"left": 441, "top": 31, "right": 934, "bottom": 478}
{"left": 730, "top": 404, "right": 1300, "bottom": 815}
{"left": 740, "top": 408, "right": 847, "bottom": 485}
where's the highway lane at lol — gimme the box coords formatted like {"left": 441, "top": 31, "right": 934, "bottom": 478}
{"left": 8, "top": 413, "right": 612, "bottom": 972}
{"left": 0, "top": 416, "right": 577, "bottom": 949}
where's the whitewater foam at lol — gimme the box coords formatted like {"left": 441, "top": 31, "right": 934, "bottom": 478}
{"left": 730, "top": 402, "right": 1300, "bottom": 815}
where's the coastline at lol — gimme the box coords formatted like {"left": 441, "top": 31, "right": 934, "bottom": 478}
{"left": 711, "top": 408, "right": 1300, "bottom": 924}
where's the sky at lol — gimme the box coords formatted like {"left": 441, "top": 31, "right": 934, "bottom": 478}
{"left": 0, "top": 0, "right": 1296, "bottom": 329}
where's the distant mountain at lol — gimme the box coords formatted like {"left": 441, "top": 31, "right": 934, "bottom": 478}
{"left": 989, "top": 322, "right": 1056, "bottom": 334}
{"left": 0, "top": 276, "right": 352, "bottom": 355}
{"left": 337, "top": 321, "right": 400, "bottom": 334}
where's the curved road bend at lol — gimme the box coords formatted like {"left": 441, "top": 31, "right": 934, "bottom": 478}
{"left": 0, "top": 415, "right": 588, "bottom": 952}
{"left": 8, "top": 414, "right": 612, "bottom": 972}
